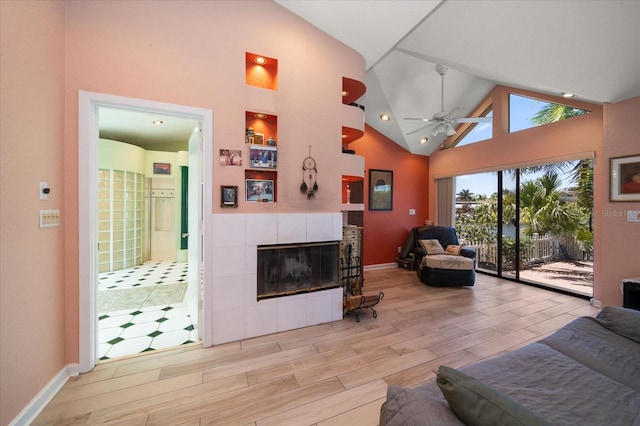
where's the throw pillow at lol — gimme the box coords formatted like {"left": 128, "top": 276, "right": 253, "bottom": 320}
{"left": 419, "top": 239, "right": 445, "bottom": 255}
{"left": 436, "top": 365, "right": 551, "bottom": 426}
{"left": 445, "top": 244, "right": 462, "bottom": 255}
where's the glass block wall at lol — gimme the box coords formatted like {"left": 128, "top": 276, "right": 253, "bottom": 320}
{"left": 98, "top": 169, "right": 145, "bottom": 273}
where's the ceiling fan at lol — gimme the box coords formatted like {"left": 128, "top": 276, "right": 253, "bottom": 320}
{"left": 404, "top": 64, "right": 491, "bottom": 137}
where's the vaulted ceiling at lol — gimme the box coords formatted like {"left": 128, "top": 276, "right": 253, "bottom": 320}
{"left": 276, "top": 0, "right": 640, "bottom": 155}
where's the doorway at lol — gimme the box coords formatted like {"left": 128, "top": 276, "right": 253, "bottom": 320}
{"left": 96, "top": 107, "right": 198, "bottom": 360}
{"left": 78, "top": 91, "right": 213, "bottom": 372}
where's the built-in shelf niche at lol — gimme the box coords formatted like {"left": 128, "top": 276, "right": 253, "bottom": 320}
{"left": 245, "top": 169, "right": 277, "bottom": 203}
{"left": 341, "top": 77, "right": 366, "bottom": 147}
{"left": 246, "top": 111, "right": 278, "bottom": 146}
{"left": 246, "top": 52, "right": 278, "bottom": 90}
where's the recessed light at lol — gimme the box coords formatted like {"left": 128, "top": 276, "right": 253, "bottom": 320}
{"left": 380, "top": 114, "right": 390, "bottom": 121}
{"left": 254, "top": 113, "right": 266, "bottom": 119}
{"left": 561, "top": 92, "right": 575, "bottom": 98}
{"left": 419, "top": 137, "right": 428, "bottom": 145}
{"left": 152, "top": 120, "right": 164, "bottom": 125}
{"left": 254, "top": 56, "right": 266, "bottom": 65}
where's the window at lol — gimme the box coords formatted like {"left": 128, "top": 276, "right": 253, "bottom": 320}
{"left": 509, "top": 94, "right": 589, "bottom": 133}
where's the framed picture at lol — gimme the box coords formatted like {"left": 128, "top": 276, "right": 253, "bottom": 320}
{"left": 153, "top": 162, "right": 171, "bottom": 175}
{"left": 219, "top": 149, "right": 242, "bottom": 166}
{"left": 221, "top": 185, "right": 238, "bottom": 207}
{"left": 246, "top": 179, "right": 274, "bottom": 202}
{"left": 369, "top": 169, "right": 393, "bottom": 211}
{"left": 610, "top": 154, "right": 640, "bottom": 201}
{"left": 249, "top": 145, "right": 277, "bottom": 169}
{"left": 253, "top": 132, "right": 264, "bottom": 146}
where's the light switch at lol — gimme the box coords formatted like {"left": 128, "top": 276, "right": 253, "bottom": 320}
{"left": 409, "top": 209, "right": 416, "bottom": 216}
{"left": 40, "top": 210, "right": 60, "bottom": 228}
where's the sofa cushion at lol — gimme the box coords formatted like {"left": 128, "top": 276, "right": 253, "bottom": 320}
{"left": 422, "top": 254, "right": 474, "bottom": 270}
{"left": 445, "top": 244, "right": 463, "bottom": 255}
{"left": 419, "top": 239, "right": 445, "bottom": 255}
{"left": 436, "top": 366, "right": 550, "bottom": 426}
{"left": 383, "top": 385, "right": 464, "bottom": 426}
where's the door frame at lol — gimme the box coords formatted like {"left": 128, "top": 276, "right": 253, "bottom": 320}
{"left": 78, "top": 91, "right": 213, "bottom": 372}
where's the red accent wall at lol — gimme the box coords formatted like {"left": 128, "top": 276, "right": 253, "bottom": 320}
{"left": 349, "top": 124, "right": 430, "bottom": 266}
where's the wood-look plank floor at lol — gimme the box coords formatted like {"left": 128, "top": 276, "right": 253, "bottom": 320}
{"left": 33, "top": 268, "right": 599, "bottom": 426}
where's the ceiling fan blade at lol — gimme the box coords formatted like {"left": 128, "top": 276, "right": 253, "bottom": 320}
{"left": 406, "top": 124, "right": 433, "bottom": 136}
{"left": 454, "top": 117, "right": 492, "bottom": 123}
{"left": 403, "top": 117, "right": 432, "bottom": 122}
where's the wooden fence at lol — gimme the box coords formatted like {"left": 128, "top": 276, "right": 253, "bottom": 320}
{"left": 464, "top": 233, "right": 591, "bottom": 267}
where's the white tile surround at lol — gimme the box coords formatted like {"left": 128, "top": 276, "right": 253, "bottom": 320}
{"left": 210, "top": 212, "right": 344, "bottom": 344}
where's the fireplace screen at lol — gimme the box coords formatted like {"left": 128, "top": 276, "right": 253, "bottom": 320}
{"left": 257, "top": 241, "right": 339, "bottom": 300}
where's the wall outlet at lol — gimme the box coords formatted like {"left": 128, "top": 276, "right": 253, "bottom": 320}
{"left": 398, "top": 246, "right": 402, "bottom": 253}
{"left": 628, "top": 210, "right": 640, "bottom": 222}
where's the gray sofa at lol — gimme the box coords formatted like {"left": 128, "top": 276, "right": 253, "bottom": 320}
{"left": 381, "top": 306, "right": 640, "bottom": 425}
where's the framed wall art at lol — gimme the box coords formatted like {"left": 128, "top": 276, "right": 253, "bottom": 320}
{"left": 369, "top": 169, "right": 393, "bottom": 211}
{"left": 249, "top": 145, "right": 277, "bottom": 169}
{"left": 153, "top": 162, "right": 171, "bottom": 175}
{"left": 221, "top": 185, "right": 238, "bottom": 207}
{"left": 246, "top": 179, "right": 274, "bottom": 202}
{"left": 610, "top": 154, "right": 640, "bottom": 201}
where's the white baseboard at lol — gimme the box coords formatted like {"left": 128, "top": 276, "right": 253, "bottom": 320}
{"left": 364, "top": 262, "right": 396, "bottom": 271}
{"left": 9, "top": 363, "right": 79, "bottom": 426}
{"left": 590, "top": 298, "right": 602, "bottom": 308}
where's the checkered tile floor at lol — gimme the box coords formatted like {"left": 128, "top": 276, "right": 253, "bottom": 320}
{"left": 98, "top": 261, "right": 198, "bottom": 361}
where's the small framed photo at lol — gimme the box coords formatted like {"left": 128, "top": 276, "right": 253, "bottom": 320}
{"left": 219, "top": 149, "right": 242, "bottom": 166}
{"left": 153, "top": 162, "right": 171, "bottom": 175}
{"left": 221, "top": 185, "right": 238, "bottom": 207}
{"left": 253, "top": 132, "right": 264, "bottom": 146}
{"left": 246, "top": 179, "right": 274, "bottom": 202}
{"left": 610, "top": 154, "right": 640, "bottom": 201}
{"left": 369, "top": 169, "right": 393, "bottom": 211}
{"left": 249, "top": 145, "right": 277, "bottom": 169}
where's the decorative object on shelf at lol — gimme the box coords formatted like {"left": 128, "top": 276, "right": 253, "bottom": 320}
{"left": 249, "top": 145, "right": 277, "bottom": 169}
{"left": 221, "top": 185, "right": 238, "bottom": 207}
{"left": 219, "top": 149, "right": 242, "bottom": 166}
{"left": 245, "top": 127, "right": 255, "bottom": 144}
{"left": 300, "top": 145, "right": 318, "bottom": 199}
{"left": 153, "top": 162, "right": 171, "bottom": 175}
{"left": 246, "top": 179, "right": 274, "bottom": 202}
{"left": 267, "top": 137, "right": 276, "bottom": 146}
{"left": 369, "top": 169, "right": 393, "bottom": 210}
{"left": 253, "top": 132, "right": 264, "bottom": 146}
{"left": 610, "top": 154, "right": 640, "bottom": 201}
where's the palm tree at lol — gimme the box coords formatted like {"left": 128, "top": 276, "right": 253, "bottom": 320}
{"left": 456, "top": 189, "right": 474, "bottom": 215}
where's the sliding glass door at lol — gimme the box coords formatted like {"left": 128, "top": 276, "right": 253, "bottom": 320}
{"left": 455, "top": 159, "right": 593, "bottom": 297}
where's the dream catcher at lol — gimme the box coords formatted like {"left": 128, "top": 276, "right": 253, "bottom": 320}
{"left": 300, "top": 145, "right": 318, "bottom": 199}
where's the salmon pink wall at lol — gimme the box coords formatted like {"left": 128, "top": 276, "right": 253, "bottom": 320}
{"left": 2, "top": 0, "right": 365, "bottom": 423}
{"left": 595, "top": 96, "right": 640, "bottom": 307}
{"left": 349, "top": 125, "right": 430, "bottom": 266}
{"left": 0, "top": 1, "right": 67, "bottom": 423}
{"left": 428, "top": 86, "right": 638, "bottom": 308}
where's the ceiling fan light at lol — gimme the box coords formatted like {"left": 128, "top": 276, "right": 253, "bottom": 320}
{"left": 446, "top": 126, "right": 456, "bottom": 136}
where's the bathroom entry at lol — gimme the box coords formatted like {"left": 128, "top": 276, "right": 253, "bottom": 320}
{"left": 95, "top": 105, "right": 202, "bottom": 360}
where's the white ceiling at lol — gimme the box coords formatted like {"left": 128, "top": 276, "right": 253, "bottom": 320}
{"left": 102, "top": 0, "right": 640, "bottom": 155}
{"left": 278, "top": 0, "right": 640, "bottom": 155}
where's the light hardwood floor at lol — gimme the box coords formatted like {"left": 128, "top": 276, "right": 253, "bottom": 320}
{"left": 34, "top": 268, "right": 599, "bottom": 425}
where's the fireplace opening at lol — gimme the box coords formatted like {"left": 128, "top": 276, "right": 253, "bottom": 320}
{"left": 257, "top": 241, "right": 340, "bottom": 300}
